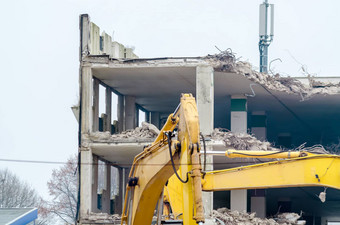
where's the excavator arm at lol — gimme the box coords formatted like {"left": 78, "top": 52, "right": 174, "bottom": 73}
{"left": 165, "top": 149, "right": 340, "bottom": 219}
{"left": 202, "top": 155, "right": 340, "bottom": 191}
{"left": 121, "top": 94, "right": 204, "bottom": 225}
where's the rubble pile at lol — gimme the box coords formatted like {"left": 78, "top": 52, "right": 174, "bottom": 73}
{"left": 205, "top": 48, "right": 237, "bottom": 72}
{"left": 82, "top": 212, "right": 121, "bottom": 224}
{"left": 88, "top": 122, "right": 160, "bottom": 142}
{"left": 276, "top": 213, "right": 303, "bottom": 224}
{"left": 210, "top": 128, "right": 279, "bottom": 151}
{"left": 212, "top": 208, "right": 302, "bottom": 225}
{"left": 204, "top": 50, "right": 340, "bottom": 99}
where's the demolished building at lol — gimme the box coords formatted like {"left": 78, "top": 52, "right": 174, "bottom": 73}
{"left": 76, "top": 14, "right": 340, "bottom": 225}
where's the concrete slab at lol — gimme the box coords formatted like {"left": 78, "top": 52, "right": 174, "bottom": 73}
{"left": 90, "top": 140, "right": 272, "bottom": 170}
{"left": 91, "top": 142, "right": 149, "bottom": 168}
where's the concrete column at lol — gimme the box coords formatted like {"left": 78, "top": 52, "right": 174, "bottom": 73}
{"left": 101, "top": 113, "right": 107, "bottom": 132}
{"left": 121, "top": 168, "right": 130, "bottom": 207}
{"left": 251, "top": 111, "right": 267, "bottom": 141}
{"left": 250, "top": 112, "right": 267, "bottom": 217}
{"left": 151, "top": 112, "right": 160, "bottom": 129}
{"left": 124, "top": 96, "right": 136, "bottom": 130}
{"left": 145, "top": 111, "right": 150, "bottom": 123}
{"left": 92, "top": 155, "right": 99, "bottom": 212}
{"left": 230, "top": 95, "right": 247, "bottom": 212}
{"left": 81, "top": 67, "right": 93, "bottom": 134}
{"left": 201, "top": 148, "right": 213, "bottom": 217}
{"left": 117, "top": 95, "right": 124, "bottom": 133}
{"left": 114, "top": 167, "right": 124, "bottom": 214}
{"left": 196, "top": 65, "right": 214, "bottom": 135}
{"left": 79, "top": 14, "right": 90, "bottom": 60}
{"left": 250, "top": 190, "right": 266, "bottom": 218}
{"left": 80, "top": 148, "right": 94, "bottom": 217}
{"left": 196, "top": 65, "right": 214, "bottom": 217}
{"left": 230, "top": 95, "right": 247, "bottom": 133}
{"left": 135, "top": 108, "right": 139, "bottom": 128}
{"left": 102, "top": 163, "right": 111, "bottom": 213}
{"left": 105, "top": 88, "right": 112, "bottom": 133}
{"left": 230, "top": 189, "right": 247, "bottom": 212}
{"left": 92, "top": 79, "right": 99, "bottom": 132}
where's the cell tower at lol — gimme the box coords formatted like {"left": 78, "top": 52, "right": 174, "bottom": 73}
{"left": 259, "top": 0, "right": 274, "bottom": 73}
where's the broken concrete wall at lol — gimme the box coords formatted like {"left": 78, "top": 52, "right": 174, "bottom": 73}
{"left": 80, "top": 14, "right": 138, "bottom": 59}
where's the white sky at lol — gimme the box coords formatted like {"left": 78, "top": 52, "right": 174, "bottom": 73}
{"left": 0, "top": 0, "right": 339, "bottom": 200}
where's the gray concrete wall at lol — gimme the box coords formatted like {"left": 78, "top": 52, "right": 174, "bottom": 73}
{"left": 80, "top": 14, "right": 138, "bottom": 59}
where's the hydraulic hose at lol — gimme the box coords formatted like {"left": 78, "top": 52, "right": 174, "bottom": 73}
{"left": 165, "top": 132, "right": 189, "bottom": 183}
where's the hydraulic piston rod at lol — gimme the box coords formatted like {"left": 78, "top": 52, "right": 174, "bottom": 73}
{"left": 200, "top": 150, "right": 317, "bottom": 159}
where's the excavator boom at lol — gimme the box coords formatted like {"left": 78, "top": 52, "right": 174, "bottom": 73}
{"left": 202, "top": 155, "right": 340, "bottom": 191}
{"left": 121, "top": 94, "right": 204, "bottom": 225}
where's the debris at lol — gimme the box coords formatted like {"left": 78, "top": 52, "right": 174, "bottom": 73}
{"left": 204, "top": 50, "right": 340, "bottom": 100}
{"left": 141, "top": 121, "right": 160, "bottom": 136}
{"left": 87, "top": 122, "right": 159, "bottom": 142}
{"left": 211, "top": 208, "right": 302, "bottom": 225}
{"left": 82, "top": 212, "right": 121, "bottom": 224}
{"left": 318, "top": 187, "right": 327, "bottom": 203}
{"left": 276, "top": 213, "right": 302, "bottom": 224}
{"left": 318, "top": 191, "right": 326, "bottom": 203}
{"left": 209, "top": 129, "right": 335, "bottom": 156}
{"left": 210, "top": 128, "right": 279, "bottom": 151}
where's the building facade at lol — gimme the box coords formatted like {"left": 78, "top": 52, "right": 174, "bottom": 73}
{"left": 77, "top": 14, "right": 340, "bottom": 225}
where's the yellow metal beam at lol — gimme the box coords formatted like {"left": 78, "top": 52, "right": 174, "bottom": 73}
{"left": 177, "top": 94, "right": 204, "bottom": 225}
{"left": 126, "top": 144, "right": 180, "bottom": 225}
{"left": 153, "top": 113, "right": 179, "bottom": 144}
{"left": 202, "top": 155, "right": 340, "bottom": 191}
{"left": 165, "top": 175, "right": 184, "bottom": 220}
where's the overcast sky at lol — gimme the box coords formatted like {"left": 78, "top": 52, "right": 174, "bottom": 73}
{"left": 0, "top": 0, "right": 339, "bottom": 200}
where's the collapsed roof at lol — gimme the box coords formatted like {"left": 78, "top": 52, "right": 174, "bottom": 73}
{"left": 204, "top": 49, "right": 340, "bottom": 99}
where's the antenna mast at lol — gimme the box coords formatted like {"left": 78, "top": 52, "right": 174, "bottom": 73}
{"left": 259, "top": 0, "right": 274, "bottom": 73}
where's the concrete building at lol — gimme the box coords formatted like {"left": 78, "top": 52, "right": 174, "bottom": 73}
{"left": 77, "top": 14, "right": 340, "bottom": 225}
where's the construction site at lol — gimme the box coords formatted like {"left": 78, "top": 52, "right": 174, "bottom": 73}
{"left": 76, "top": 8, "right": 340, "bottom": 225}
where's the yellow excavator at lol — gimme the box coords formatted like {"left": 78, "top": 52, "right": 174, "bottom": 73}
{"left": 120, "top": 93, "right": 340, "bottom": 225}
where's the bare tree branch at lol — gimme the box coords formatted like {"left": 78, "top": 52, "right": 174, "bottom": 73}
{"left": 45, "top": 154, "right": 78, "bottom": 224}
{"left": 0, "top": 169, "right": 52, "bottom": 224}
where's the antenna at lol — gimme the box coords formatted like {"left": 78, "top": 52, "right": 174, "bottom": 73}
{"left": 259, "top": 0, "right": 274, "bottom": 73}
